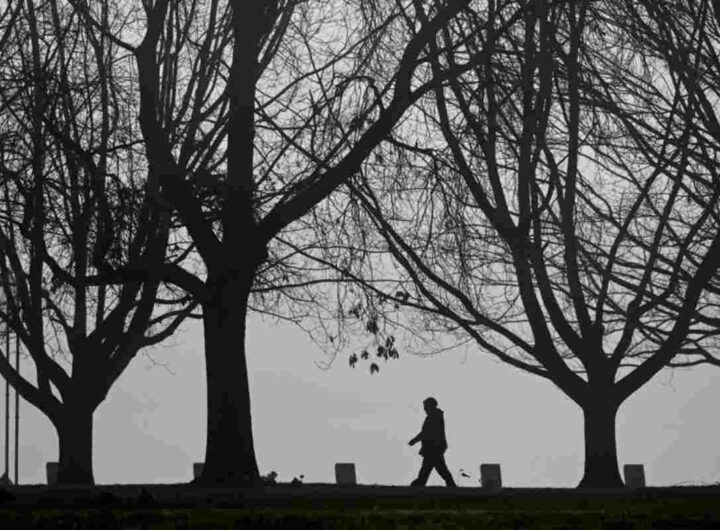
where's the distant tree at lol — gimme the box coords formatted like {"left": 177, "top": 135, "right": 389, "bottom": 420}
{"left": 0, "top": 0, "right": 194, "bottom": 484}
{"left": 318, "top": 0, "right": 720, "bottom": 488}
{"left": 65, "top": 0, "right": 480, "bottom": 486}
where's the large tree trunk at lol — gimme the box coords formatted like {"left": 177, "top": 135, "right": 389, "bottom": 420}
{"left": 55, "top": 404, "right": 95, "bottom": 485}
{"left": 577, "top": 399, "right": 623, "bottom": 488}
{"left": 195, "top": 271, "right": 260, "bottom": 486}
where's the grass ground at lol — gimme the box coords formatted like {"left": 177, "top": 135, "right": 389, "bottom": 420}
{"left": 0, "top": 483, "right": 719, "bottom": 528}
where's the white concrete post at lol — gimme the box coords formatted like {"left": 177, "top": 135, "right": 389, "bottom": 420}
{"left": 480, "top": 463, "right": 502, "bottom": 490}
{"left": 623, "top": 464, "right": 645, "bottom": 488}
{"left": 335, "top": 463, "right": 357, "bottom": 485}
{"left": 46, "top": 462, "right": 58, "bottom": 486}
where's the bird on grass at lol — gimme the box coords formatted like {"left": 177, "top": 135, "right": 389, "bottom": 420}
{"left": 261, "top": 471, "right": 278, "bottom": 485}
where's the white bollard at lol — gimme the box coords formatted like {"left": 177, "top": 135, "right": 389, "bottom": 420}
{"left": 193, "top": 463, "right": 204, "bottom": 479}
{"left": 480, "top": 463, "right": 502, "bottom": 490}
{"left": 334, "top": 463, "right": 357, "bottom": 485}
{"left": 46, "top": 462, "right": 58, "bottom": 486}
{"left": 623, "top": 464, "right": 645, "bottom": 488}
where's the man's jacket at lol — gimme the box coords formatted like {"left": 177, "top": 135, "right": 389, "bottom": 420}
{"left": 416, "top": 408, "right": 448, "bottom": 456}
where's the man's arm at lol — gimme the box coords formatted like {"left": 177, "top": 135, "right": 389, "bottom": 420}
{"left": 409, "top": 416, "right": 430, "bottom": 445}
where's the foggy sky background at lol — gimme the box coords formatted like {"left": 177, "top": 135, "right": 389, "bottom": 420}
{"left": 2, "top": 315, "right": 719, "bottom": 487}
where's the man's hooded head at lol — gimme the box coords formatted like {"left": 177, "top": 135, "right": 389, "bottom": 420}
{"left": 423, "top": 396, "right": 439, "bottom": 414}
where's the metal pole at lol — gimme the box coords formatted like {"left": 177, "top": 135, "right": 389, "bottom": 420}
{"left": 14, "top": 334, "right": 18, "bottom": 485}
{"left": 3, "top": 320, "right": 8, "bottom": 479}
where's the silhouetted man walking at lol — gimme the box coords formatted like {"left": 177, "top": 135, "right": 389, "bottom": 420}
{"left": 408, "top": 397, "right": 457, "bottom": 487}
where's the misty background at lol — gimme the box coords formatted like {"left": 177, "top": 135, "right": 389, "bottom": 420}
{"left": 2, "top": 314, "right": 718, "bottom": 487}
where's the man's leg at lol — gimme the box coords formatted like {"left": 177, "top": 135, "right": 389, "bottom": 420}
{"left": 434, "top": 454, "right": 457, "bottom": 487}
{"left": 410, "top": 457, "right": 434, "bottom": 486}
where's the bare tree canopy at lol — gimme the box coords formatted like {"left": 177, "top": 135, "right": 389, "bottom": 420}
{"left": 603, "top": 0, "right": 720, "bottom": 370}
{"left": 314, "top": 0, "right": 720, "bottom": 487}
{"left": 52, "top": 0, "right": 480, "bottom": 486}
{"left": 0, "top": 0, "right": 195, "bottom": 484}
{"left": 7, "top": 0, "right": 719, "bottom": 490}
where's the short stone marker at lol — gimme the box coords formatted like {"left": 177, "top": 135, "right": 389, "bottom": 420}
{"left": 480, "top": 463, "right": 502, "bottom": 490}
{"left": 46, "top": 462, "right": 59, "bottom": 486}
{"left": 623, "top": 464, "right": 645, "bottom": 488}
{"left": 193, "top": 463, "right": 204, "bottom": 479}
{"left": 335, "top": 463, "right": 357, "bottom": 485}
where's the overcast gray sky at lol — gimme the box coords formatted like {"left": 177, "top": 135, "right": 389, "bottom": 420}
{"left": 3, "top": 314, "right": 719, "bottom": 487}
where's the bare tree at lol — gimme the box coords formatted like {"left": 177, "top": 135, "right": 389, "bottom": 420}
{"left": 0, "top": 0, "right": 194, "bottom": 485}
{"left": 316, "top": 0, "right": 720, "bottom": 488}
{"left": 62, "top": 0, "right": 484, "bottom": 486}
